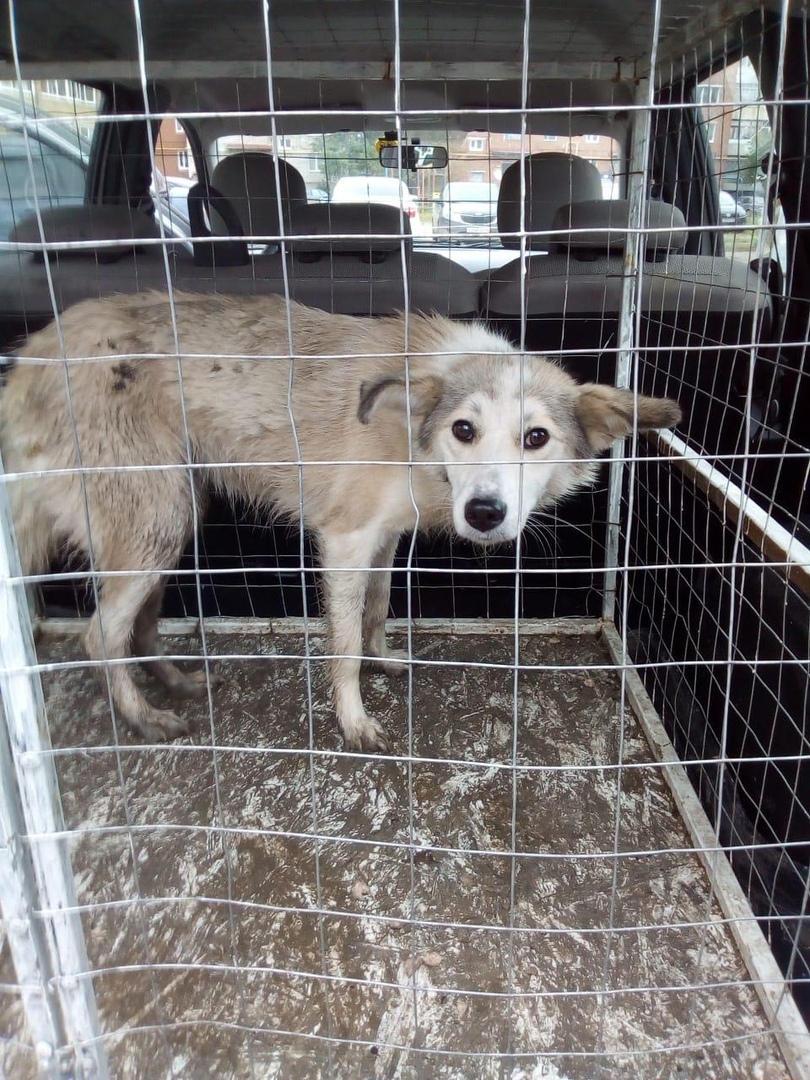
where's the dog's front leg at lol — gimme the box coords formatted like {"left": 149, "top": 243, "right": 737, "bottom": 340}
{"left": 363, "top": 533, "right": 409, "bottom": 676}
{"left": 319, "top": 529, "right": 390, "bottom": 753}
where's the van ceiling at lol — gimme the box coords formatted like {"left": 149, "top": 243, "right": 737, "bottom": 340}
{"left": 0, "top": 0, "right": 765, "bottom": 86}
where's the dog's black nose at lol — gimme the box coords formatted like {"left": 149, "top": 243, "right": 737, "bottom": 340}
{"left": 464, "top": 497, "right": 507, "bottom": 533}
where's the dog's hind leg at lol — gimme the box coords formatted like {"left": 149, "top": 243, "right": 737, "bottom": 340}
{"left": 132, "top": 583, "right": 223, "bottom": 700}
{"left": 86, "top": 570, "right": 193, "bottom": 741}
{"left": 363, "top": 533, "right": 409, "bottom": 677}
{"left": 82, "top": 466, "right": 196, "bottom": 742}
{"left": 319, "top": 528, "right": 389, "bottom": 754}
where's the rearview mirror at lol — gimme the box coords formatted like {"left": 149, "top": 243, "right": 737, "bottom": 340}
{"left": 379, "top": 144, "right": 449, "bottom": 170}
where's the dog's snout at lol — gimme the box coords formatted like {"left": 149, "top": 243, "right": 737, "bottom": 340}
{"left": 464, "top": 497, "right": 507, "bottom": 534}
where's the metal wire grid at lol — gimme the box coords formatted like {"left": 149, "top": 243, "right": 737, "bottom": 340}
{"left": 0, "top": 0, "right": 808, "bottom": 1077}
{"left": 627, "top": 455, "right": 808, "bottom": 842}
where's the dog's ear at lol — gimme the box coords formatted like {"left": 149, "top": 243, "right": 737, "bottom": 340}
{"left": 575, "top": 384, "right": 681, "bottom": 452}
{"left": 358, "top": 375, "right": 444, "bottom": 426}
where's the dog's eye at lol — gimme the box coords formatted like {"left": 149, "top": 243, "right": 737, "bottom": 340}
{"left": 452, "top": 420, "right": 476, "bottom": 442}
{"left": 524, "top": 427, "right": 550, "bottom": 449}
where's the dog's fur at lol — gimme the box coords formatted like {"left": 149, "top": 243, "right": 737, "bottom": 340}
{"left": 0, "top": 292, "right": 680, "bottom": 751}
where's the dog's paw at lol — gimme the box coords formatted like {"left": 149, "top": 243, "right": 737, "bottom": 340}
{"left": 341, "top": 715, "right": 390, "bottom": 754}
{"left": 170, "top": 665, "right": 224, "bottom": 700}
{"left": 129, "top": 707, "right": 193, "bottom": 743}
{"left": 367, "top": 647, "right": 411, "bottom": 677}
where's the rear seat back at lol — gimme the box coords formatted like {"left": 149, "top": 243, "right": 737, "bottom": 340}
{"left": 2, "top": 195, "right": 479, "bottom": 324}
{"left": 281, "top": 202, "right": 479, "bottom": 316}
{"left": 482, "top": 198, "right": 691, "bottom": 320}
{"left": 548, "top": 198, "right": 688, "bottom": 258}
{"left": 481, "top": 197, "right": 771, "bottom": 461}
{"left": 287, "top": 202, "right": 411, "bottom": 262}
{"left": 8, "top": 204, "right": 170, "bottom": 261}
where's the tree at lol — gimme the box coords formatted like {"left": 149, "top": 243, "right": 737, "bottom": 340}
{"left": 735, "top": 126, "right": 774, "bottom": 184}
{"left": 317, "top": 130, "right": 449, "bottom": 195}
{"left": 318, "top": 132, "right": 384, "bottom": 193}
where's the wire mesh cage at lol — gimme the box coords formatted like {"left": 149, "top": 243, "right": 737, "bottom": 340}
{"left": 0, "top": 1, "right": 809, "bottom": 1078}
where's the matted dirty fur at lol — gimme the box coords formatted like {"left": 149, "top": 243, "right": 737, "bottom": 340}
{"left": 0, "top": 292, "right": 679, "bottom": 750}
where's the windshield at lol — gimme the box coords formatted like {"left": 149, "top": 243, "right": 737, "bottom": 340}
{"left": 206, "top": 129, "right": 623, "bottom": 270}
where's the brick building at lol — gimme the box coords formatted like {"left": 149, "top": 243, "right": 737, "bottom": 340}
{"left": 448, "top": 130, "right": 619, "bottom": 194}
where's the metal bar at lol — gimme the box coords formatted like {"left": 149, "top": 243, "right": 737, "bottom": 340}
{"left": 0, "top": 711, "right": 61, "bottom": 1079}
{"left": 602, "top": 623, "right": 810, "bottom": 1080}
{"left": 34, "top": 615, "right": 604, "bottom": 640}
{"left": 0, "top": 473, "right": 107, "bottom": 1079}
{"left": 0, "top": 60, "right": 636, "bottom": 81}
{"left": 602, "top": 78, "right": 653, "bottom": 621}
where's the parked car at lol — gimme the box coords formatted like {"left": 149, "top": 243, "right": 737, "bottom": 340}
{"left": 719, "top": 189, "right": 748, "bottom": 225}
{"left": 434, "top": 180, "right": 499, "bottom": 241}
{"left": 306, "top": 185, "right": 330, "bottom": 203}
{"left": 330, "top": 174, "right": 424, "bottom": 234}
{"left": 736, "top": 190, "right": 768, "bottom": 220}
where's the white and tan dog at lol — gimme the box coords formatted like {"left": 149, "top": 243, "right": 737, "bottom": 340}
{"left": 0, "top": 292, "right": 680, "bottom": 751}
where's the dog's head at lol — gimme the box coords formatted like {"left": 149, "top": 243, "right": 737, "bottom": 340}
{"left": 359, "top": 349, "right": 681, "bottom": 545}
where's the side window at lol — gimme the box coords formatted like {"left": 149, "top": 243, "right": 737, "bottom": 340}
{"left": 155, "top": 117, "right": 197, "bottom": 182}
{"left": 154, "top": 118, "right": 195, "bottom": 239}
{"left": 696, "top": 57, "right": 775, "bottom": 263}
{"left": 0, "top": 80, "right": 100, "bottom": 241}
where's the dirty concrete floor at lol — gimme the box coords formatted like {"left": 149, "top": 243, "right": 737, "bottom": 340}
{"left": 0, "top": 623, "right": 793, "bottom": 1079}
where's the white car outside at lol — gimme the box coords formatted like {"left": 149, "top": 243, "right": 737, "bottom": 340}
{"left": 330, "top": 175, "right": 425, "bottom": 235}
{"left": 434, "top": 181, "right": 499, "bottom": 241}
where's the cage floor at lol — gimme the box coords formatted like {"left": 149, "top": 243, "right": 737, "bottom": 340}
{"left": 2, "top": 623, "right": 791, "bottom": 1079}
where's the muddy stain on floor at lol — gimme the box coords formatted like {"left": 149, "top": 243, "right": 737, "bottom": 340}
{"left": 1, "top": 625, "right": 792, "bottom": 1078}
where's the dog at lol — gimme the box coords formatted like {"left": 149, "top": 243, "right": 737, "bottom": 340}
{"left": 0, "top": 292, "right": 680, "bottom": 752}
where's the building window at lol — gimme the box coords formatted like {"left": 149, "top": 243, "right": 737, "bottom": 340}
{"left": 177, "top": 149, "right": 190, "bottom": 173}
{"left": 42, "top": 79, "right": 97, "bottom": 104}
{"left": 584, "top": 133, "right": 600, "bottom": 143}
{"left": 544, "top": 134, "right": 558, "bottom": 141}
{"left": 174, "top": 118, "right": 185, "bottom": 134}
{"left": 504, "top": 133, "right": 521, "bottom": 141}
{"left": 705, "top": 122, "right": 717, "bottom": 144}
{"left": 469, "top": 170, "right": 485, "bottom": 182}
{"left": 468, "top": 136, "right": 485, "bottom": 152}
{"left": 695, "top": 83, "right": 722, "bottom": 106}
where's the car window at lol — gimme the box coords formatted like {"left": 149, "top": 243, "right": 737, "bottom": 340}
{"left": 153, "top": 119, "right": 195, "bottom": 238}
{"left": 696, "top": 57, "right": 776, "bottom": 264}
{"left": 0, "top": 81, "right": 99, "bottom": 241}
{"left": 204, "top": 127, "right": 621, "bottom": 263}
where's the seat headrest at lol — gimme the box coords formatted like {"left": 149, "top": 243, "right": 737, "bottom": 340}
{"left": 210, "top": 152, "right": 307, "bottom": 239}
{"left": 551, "top": 199, "right": 687, "bottom": 256}
{"left": 497, "top": 153, "right": 604, "bottom": 249}
{"left": 286, "top": 203, "right": 412, "bottom": 259}
{"left": 9, "top": 205, "right": 161, "bottom": 261}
